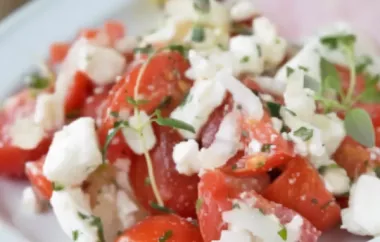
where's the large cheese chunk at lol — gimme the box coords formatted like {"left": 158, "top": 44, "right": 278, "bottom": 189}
{"left": 341, "top": 175, "right": 380, "bottom": 236}
{"left": 43, "top": 118, "right": 102, "bottom": 186}
{"left": 9, "top": 116, "right": 45, "bottom": 150}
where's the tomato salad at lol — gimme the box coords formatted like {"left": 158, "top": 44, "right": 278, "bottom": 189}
{"left": 2, "top": 0, "right": 380, "bottom": 241}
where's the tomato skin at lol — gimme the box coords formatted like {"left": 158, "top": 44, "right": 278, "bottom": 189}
{"left": 107, "top": 52, "right": 191, "bottom": 118}
{"left": 197, "top": 170, "right": 270, "bottom": 242}
{"left": 263, "top": 156, "right": 341, "bottom": 231}
{"left": 104, "top": 20, "right": 125, "bottom": 44}
{"left": 49, "top": 42, "right": 70, "bottom": 65}
{"left": 25, "top": 157, "right": 52, "bottom": 200}
{"left": 116, "top": 214, "right": 203, "bottom": 242}
{"left": 64, "top": 71, "right": 93, "bottom": 115}
{"left": 129, "top": 125, "right": 199, "bottom": 218}
{"left": 80, "top": 85, "right": 112, "bottom": 120}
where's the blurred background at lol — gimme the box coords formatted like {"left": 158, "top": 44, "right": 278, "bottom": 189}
{"left": 0, "top": 0, "right": 27, "bottom": 20}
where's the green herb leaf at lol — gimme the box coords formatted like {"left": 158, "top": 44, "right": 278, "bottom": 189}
{"left": 364, "top": 73, "right": 380, "bottom": 89}
{"left": 256, "top": 45, "right": 262, "bottom": 57}
{"left": 77, "top": 212, "right": 89, "bottom": 220}
{"left": 72, "top": 230, "right": 79, "bottom": 241}
{"left": 267, "top": 102, "right": 281, "bottom": 118}
{"left": 133, "top": 44, "right": 154, "bottom": 54}
{"left": 90, "top": 216, "right": 105, "bottom": 242}
{"left": 304, "top": 75, "right": 321, "bottom": 92}
{"left": 299, "top": 65, "right": 309, "bottom": 72}
{"left": 27, "top": 73, "right": 50, "bottom": 89}
{"left": 232, "top": 203, "right": 241, "bottom": 209}
{"left": 286, "top": 67, "right": 294, "bottom": 77}
{"left": 154, "top": 110, "right": 195, "bottom": 133}
{"left": 102, "top": 121, "right": 129, "bottom": 163}
{"left": 192, "top": 25, "right": 205, "bottom": 42}
{"left": 159, "top": 230, "right": 173, "bottom": 242}
{"left": 144, "top": 177, "right": 151, "bottom": 186}
{"left": 231, "top": 23, "right": 252, "bottom": 36}
{"left": 231, "top": 164, "right": 238, "bottom": 170}
{"left": 126, "top": 96, "right": 150, "bottom": 106}
{"left": 66, "top": 109, "right": 81, "bottom": 120}
{"left": 355, "top": 56, "right": 373, "bottom": 74}
{"left": 344, "top": 108, "right": 375, "bottom": 147}
{"left": 196, "top": 198, "right": 203, "bottom": 212}
{"left": 110, "top": 111, "right": 119, "bottom": 118}
{"left": 180, "top": 92, "right": 191, "bottom": 107}
{"left": 193, "top": 0, "right": 210, "bottom": 13}
{"left": 261, "top": 144, "right": 272, "bottom": 153}
{"left": 277, "top": 227, "right": 287, "bottom": 241}
{"left": 320, "top": 57, "right": 341, "bottom": 93}
{"left": 374, "top": 166, "right": 380, "bottom": 179}
{"left": 240, "top": 56, "right": 250, "bottom": 63}
{"left": 52, "top": 182, "right": 65, "bottom": 191}
{"left": 150, "top": 202, "right": 174, "bottom": 214}
{"left": 157, "top": 96, "right": 172, "bottom": 110}
{"left": 293, "top": 127, "right": 313, "bottom": 141}
{"left": 167, "top": 44, "right": 189, "bottom": 57}
{"left": 320, "top": 34, "right": 356, "bottom": 49}
{"left": 358, "top": 88, "right": 380, "bottom": 103}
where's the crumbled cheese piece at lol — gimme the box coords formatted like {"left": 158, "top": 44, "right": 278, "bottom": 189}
{"left": 115, "top": 36, "right": 138, "bottom": 53}
{"left": 173, "top": 111, "right": 241, "bottom": 175}
{"left": 215, "top": 70, "right": 263, "bottom": 120}
{"left": 116, "top": 190, "right": 141, "bottom": 229}
{"left": 252, "top": 76, "right": 287, "bottom": 96}
{"left": 186, "top": 50, "right": 219, "bottom": 81}
{"left": 51, "top": 188, "right": 99, "bottom": 242}
{"left": 122, "top": 111, "right": 156, "bottom": 155}
{"left": 78, "top": 44, "right": 126, "bottom": 85}
{"left": 21, "top": 186, "right": 43, "bottom": 214}
{"left": 322, "top": 167, "right": 350, "bottom": 196}
{"left": 247, "top": 139, "right": 262, "bottom": 155}
{"left": 34, "top": 93, "right": 64, "bottom": 130}
{"left": 9, "top": 116, "right": 45, "bottom": 150}
{"left": 230, "top": 0, "right": 257, "bottom": 22}
{"left": 253, "top": 17, "right": 277, "bottom": 44}
{"left": 43, "top": 118, "right": 102, "bottom": 186}
{"left": 341, "top": 175, "right": 380, "bottom": 236}
{"left": 170, "top": 78, "right": 226, "bottom": 139}
{"left": 229, "top": 35, "right": 264, "bottom": 74}
{"left": 271, "top": 117, "right": 283, "bottom": 133}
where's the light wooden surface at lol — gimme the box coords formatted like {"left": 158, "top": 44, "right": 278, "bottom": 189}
{"left": 0, "top": 0, "right": 27, "bottom": 20}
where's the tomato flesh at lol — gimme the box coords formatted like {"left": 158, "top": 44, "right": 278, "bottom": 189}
{"left": 25, "top": 157, "right": 52, "bottom": 200}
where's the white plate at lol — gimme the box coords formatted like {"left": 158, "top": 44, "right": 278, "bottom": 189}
{"left": 0, "top": 0, "right": 371, "bottom": 241}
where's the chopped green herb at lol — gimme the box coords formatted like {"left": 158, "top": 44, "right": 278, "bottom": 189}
{"left": 72, "top": 230, "right": 79, "bottom": 241}
{"left": 157, "top": 96, "right": 172, "bottom": 110}
{"left": 240, "top": 56, "right": 250, "bottom": 63}
{"left": 193, "top": 0, "right": 210, "bottom": 13}
{"left": 298, "top": 65, "right": 309, "bottom": 72}
{"left": 77, "top": 212, "right": 89, "bottom": 220}
{"left": 374, "top": 166, "right": 380, "bottom": 179}
{"left": 110, "top": 111, "right": 119, "bottom": 118}
{"left": 285, "top": 108, "right": 296, "bottom": 116}
{"left": 267, "top": 102, "right": 281, "bottom": 118}
{"left": 196, "top": 198, "right": 203, "bottom": 212}
{"left": 304, "top": 75, "right": 321, "bottom": 92}
{"left": 286, "top": 67, "right": 294, "bottom": 77}
{"left": 27, "top": 73, "right": 50, "bottom": 89}
{"left": 144, "top": 177, "right": 151, "bottom": 186}
{"left": 293, "top": 127, "right": 313, "bottom": 141}
{"left": 192, "top": 25, "right": 205, "bottom": 42}
{"left": 261, "top": 144, "right": 272, "bottom": 153}
{"left": 320, "top": 57, "right": 341, "bottom": 94}
{"left": 358, "top": 88, "right": 380, "bottom": 103}
{"left": 150, "top": 202, "right": 174, "bottom": 214}
{"left": 126, "top": 96, "right": 150, "bottom": 106}
{"left": 133, "top": 44, "right": 154, "bottom": 54}
{"left": 231, "top": 23, "right": 252, "bottom": 35}
{"left": 232, "top": 203, "right": 241, "bottom": 209}
{"left": 90, "top": 216, "right": 105, "bottom": 242}
{"left": 277, "top": 227, "right": 287, "bottom": 241}
{"left": 356, "top": 56, "right": 373, "bottom": 74}
{"left": 65, "top": 110, "right": 81, "bottom": 120}
{"left": 159, "top": 230, "right": 173, "bottom": 242}
{"left": 344, "top": 108, "right": 375, "bottom": 148}
{"left": 256, "top": 45, "right": 262, "bottom": 57}
{"left": 154, "top": 110, "right": 195, "bottom": 133}
{"left": 180, "top": 92, "right": 191, "bottom": 107}
{"left": 320, "top": 200, "right": 334, "bottom": 210}
{"left": 320, "top": 34, "right": 356, "bottom": 49}
{"left": 167, "top": 44, "right": 190, "bottom": 57}
{"left": 258, "top": 208, "right": 265, "bottom": 214}
{"left": 52, "top": 182, "right": 64, "bottom": 191}
{"left": 102, "top": 121, "right": 129, "bottom": 163}
{"left": 231, "top": 164, "right": 238, "bottom": 170}
{"left": 311, "top": 198, "right": 319, "bottom": 204}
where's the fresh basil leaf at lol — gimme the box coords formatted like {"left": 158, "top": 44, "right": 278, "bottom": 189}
{"left": 320, "top": 34, "right": 356, "bottom": 49}
{"left": 159, "top": 230, "right": 173, "bottom": 242}
{"left": 267, "top": 102, "right": 281, "bottom": 118}
{"left": 293, "top": 127, "right": 313, "bottom": 141}
{"left": 193, "top": 0, "right": 210, "bottom": 13}
{"left": 27, "top": 73, "right": 50, "bottom": 89}
{"left": 192, "top": 25, "right": 205, "bottom": 42}
{"left": 133, "top": 44, "right": 154, "bottom": 54}
{"left": 344, "top": 108, "right": 375, "bottom": 148}
{"left": 52, "top": 182, "right": 64, "bottom": 191}
{"left": 277, "top": 227, "right": 287, "bottom": 241}
{"left": 320, "top": 57, "right": 341, "bottom": 93}
{"left": 286, "top": 67, "right": 294, "bottom": 77}
{"left": 126, "top": 96, "right": 150, "bottom": 106}
{"left": 154, "top": 110, "right": 195, "bottom": 133}
{"left": 304, "top": 75, "right": 321, "bottom": 92}
{"left": 359, "top": 88, "right": 380, "bottom": 103}
{"left": 150, "top": 202, "right": 174, "bottom": 213}
{"left": 110, "top": 111, "right": 119, "bottom": 118}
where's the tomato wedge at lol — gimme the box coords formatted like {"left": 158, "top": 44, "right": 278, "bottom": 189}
{"left": 25, "top": 157, "right": 52, "bottom": 200}
{"left": 129, "top": 125, "right": 199, "bottom": 218}
{"left": 115, "top": 214, "right": 203, "bottom": 242}
{"left": 263, "top": 156, "right": 341, "bottom": 231}
{"left": 64, "top": 71, "right": 93, "bottom": 115}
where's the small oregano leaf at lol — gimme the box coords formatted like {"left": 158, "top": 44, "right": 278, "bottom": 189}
{"left": 320, "top": 57, "right": 341, "bottom": 93}
{"left": 344, "top": 108, "right": 375, "bottom": 148}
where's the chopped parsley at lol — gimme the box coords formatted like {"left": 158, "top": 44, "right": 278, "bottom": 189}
{"left": 261, "top": 144, "right": 272, "bottom": 153}
{"left": 72, "top": 230, "right": 79, "bottom": 241}
{"left": 180, "top": 92, "right": 192, "bottom": 107}
{"left": 311, "top": 198, "right": 319, "bottom": 204}
{"left": 52, "top": 182, "right": 64, "bottom": 191}
{"left": 232, "top": 203, "right": 241, "bottom": 209}
{"left": 77, "top": 212, "right": 88, "bottom": 220}
{"left": 126, "top": 96, "right": 150, "bottom": 106}
{"left": 320, "top": 34, "right": 356, "bottom": 49}
{"left": 286, "top": 67, "right": 294, "bottom": 77}
{"left": 277, "top": 227, "right": 287, "bottom": 240}
{"left": 231, "top": 164, "right": 238, "bottom": 170}
{"left": 27, "top": 73, "right": 50, "bottom": 89}
{"left": 192, "top": 25, "right": 206, "bottom": 42}
{"left": 374, "top": 166, "right": 380, "bottom": 179}
{"left": 298, "top": 65, "right": 309, "bottom": 72}
{"left": 159, "top": 230, "right": 173, "bottom": 242}
{"left": 157, "top": 96, "right": 172, "bottom": 110}
{"left": 256, "top": 45, "right": 262, "bottom": 57}
{"left": 266, "top": 102, "right": 281, "bottom": 118}
{"left": 293, "top": 127, "right": 313, "bottom": 141}
{"left": 196, "top": 198, "right": 203, "bottom": 212}
{"left": 110, "top": 111, "right": 119, "bottom": 118}
{"left": 150, "top": 202, "right": 174, "bottom": 214}
{"left": 240, "top": 56, "right": 250, "bottom": 63}
{"left": 133, "top": 44, "right": 154, "bottom": 54}
{"left": 144, "top": 177, "right": 151, "bottom": 186}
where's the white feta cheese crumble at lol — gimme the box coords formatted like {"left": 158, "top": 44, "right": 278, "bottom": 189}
{"left": 247, "top": 139, "right": 262, "bottom": 155}
{"left": 341, "top": 175, "right": 380, "bottom": 236}
{"left": 21, "top": 186, "right": 43, "bottom": 214}
{"left": 170, "top": 78, "right": 226, "bottom": 139}
{"left": 51, "top": 188, "right": 99, "bottom": 242}
{"left": 116, "top": 190, "right": 142, "bottom": 229}
{"left": 34, "top": 93, "right": 64, "bottom": 130}
{"left": 78, "top": 44, "right": 126, "bottom": 85}
{"left": 173, "top": 111, "right": 240, "bottom": 175}
{"left": 114, "top": 36, "right": 138, "bottom": 53}
{"left": 322, "top": 167, "right": 350, "bottom": 196}
{"left": 271, "top": 117, "right": 283, "bottom": 133}
{"left": 122, "top": 111, "right": 156, "bottom": 155}
{"left": 230, "top": 0, "right": 258, "bottom": 22}
{"left": 9, "top": 116, "right": 45, "bottom": 150}
{"left": 43, "top": 118, "right": 102, "bottom": 186}
{"left": 215, "top": 70, "right": 263, "bottom": 120}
